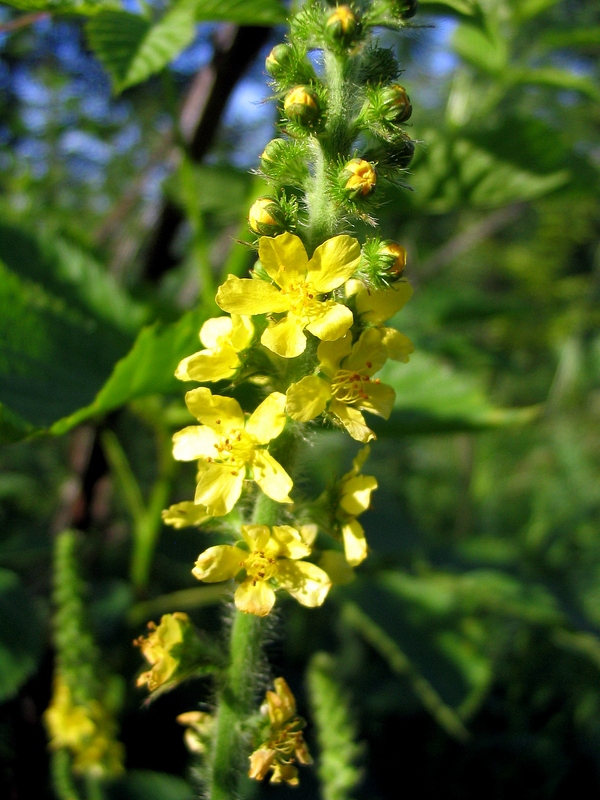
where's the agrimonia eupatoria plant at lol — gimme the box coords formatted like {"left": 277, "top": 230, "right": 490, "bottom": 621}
{"left": 137, "top": 0, "right": 419, "bottom": 795}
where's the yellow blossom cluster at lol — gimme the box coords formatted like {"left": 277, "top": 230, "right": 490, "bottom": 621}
{"left": 248, "top": 677, "right": 311, "bottom": 786}
{"left": 164, "top": 230, "right": 412, "bottom": 616}
{"left": 44, "top": 677, "right": 124, "bottom": 778}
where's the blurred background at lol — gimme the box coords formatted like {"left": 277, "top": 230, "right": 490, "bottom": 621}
{"left": 1, "top": 0, "right": 600, "bottom": 797}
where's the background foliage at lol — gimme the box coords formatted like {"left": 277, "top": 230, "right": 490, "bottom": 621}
{"left": 1, "top": 0, "right": 599, "bottom": 797}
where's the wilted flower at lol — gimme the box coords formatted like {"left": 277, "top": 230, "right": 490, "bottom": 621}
{"left": 134, "top": 612, "right": 203, "bottom": 691}
{"left": 249, "top": 677, "right": 311, "bottom": 786}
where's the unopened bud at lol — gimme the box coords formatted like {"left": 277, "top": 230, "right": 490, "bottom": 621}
{"left": 340, "top": 159, "right": 377, "bottom": 198}
{"left": 387, "top": 134, "right": 415, "bottom": 168}
{"left": 265, "top": 44, "right": 294, "bottom": 79}
{"left": 392, "top": 0, "right": 418, "bottom": 19}
{"left": 260, "top": 138, "right": 288, "bottom": 166}
{"left": 284, "top": 85, "right": 321, "bottom": 127}
{"left": 381, "top": 83, "right": 412, "bottom": 123}
{"left": 378, "top": 241, "right": 407, "bottom": 277}
{"left": 325, "top": 5, "right": 361, "bottom": 47}
{"left": 248, "top": 197, "right": 286, "bottom": 236}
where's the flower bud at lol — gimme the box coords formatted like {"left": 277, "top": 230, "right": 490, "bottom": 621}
{"left": 260, "top": 138, "right": 288, "bottom": 166}
{"left": 380, "top": 83, "right": 412, "bottom": 123}
{"left": 284, "top": 85, "right": 321, "bottom": 127}
{"left": 325, "top": 5, "right": 361, "bottom": 48}
{"left": 392, "top": 0, "right": 418, "bottom": 19}
{"left": 378, "top": 241, "right": 407, "bottom": 277}
{"left": 340, "top": 158, "right": 377, "bottom": 198}
{"left": 265, "top": 43, "right": 294, "bottom": 79}
{"left": 386, "top": 133, "right": 415, "bottom": 168}
{"left": 248, "top": 197, "right": 287, "bottom": 236}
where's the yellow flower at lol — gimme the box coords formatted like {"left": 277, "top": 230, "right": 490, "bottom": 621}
{"left": 134, "top": 612, "right": 198, "bottom": 691}
{"left": 172, "top": 389, "right": 293, "bottom": 515}
{"left": 161, "top": 501, "right": 211, "bottom": 529}
{"left": 216, "top": 232, "right": 360, "bottom": 358}
{"left": 44, "top": 678, "right": 124, "bottom": 778}
{"left": 175, "top": 314, "right": 254, "bottom": 383}
{"left": 176, "top": 711, "right": 214, "bottom": 755}
{"left": 341, "top": 158, "right": 377, "bottom": 198}
{"left": 347, "top": 277, "right": 414, "bottom": 362}
{"left": 192, "top": 524, "right": 331, "bottom": 616}
{"left": 248, "top": 677, "right": 311, "bottom": 786}
{"left": 285, "top": 328, "right": 395, "bottom": 443}
{"left": 335, "top": 446, "right": 378, "bottom": 566}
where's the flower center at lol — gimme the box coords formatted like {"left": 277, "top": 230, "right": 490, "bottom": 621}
{"left": 330, "top": 370, "right": 371, "bottom": 405}
{"left": 279, "top": 279, "right": 321, "bottom": 319}
{"left": 245, "top": 550, "right": 278, "bottom": 584}
{"left": 209, "top": 429, "right": 254, "bottom": 470}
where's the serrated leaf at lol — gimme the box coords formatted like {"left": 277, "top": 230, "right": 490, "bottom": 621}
{"left": 87, "top": 7, "right": 196, "bottom": 93}
{"left": 373, "top": 352, "right": 540, "bottom": 436}
{"left": 412, "top": 130, "right": 570, "bottom": 211}
{"left": 0, "top": 569, "right": 44, "bottom": 703}
{"left": 50, "top": 306, "right": 208, "bottom": 435}
{"left": 0, "top": 259, "right": 133, "bottom": 434}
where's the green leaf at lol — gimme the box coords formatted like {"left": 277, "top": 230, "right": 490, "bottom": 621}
{"left": 452, "top": 22, "right": 508, "bottom": 73}
{"left": 0, "top": 259, "right": 133, "bottom": 433}
{"left": 541, "top": 27, "right": 600, "bottom": 49}
{"left": 49, "top": 306, "right": 208, "bottom": 435}
{"left": 374, "top": 351, "right": 541, "bottom": 435}
{"left": 508, "top": 66, "right": 600, "bottom": 102}
{"left": 0, "top": 569, "right": 44, "bottom": 703}
{"left": 189, "top": 0, "right": 286, "bottom": 25}
{"left": 0, "top": 222, "right": 147, "bottom": 336}
{"left": 412, "top": 130, "right": 570, "bottom": 211}
{"left": 419, "top": 0, "right": 480, "bottom": 17}
{"left": 509, "top": 0, "right": 560, "bottom": 21}
{"left": 0, "top": 0, "right": 111, "bottom": 14}
{"left": 87, "top": 0, "right": 286, "bottom": 92}
{"left": 107, "top": 771, "right": 195, "bottom": 800}
{"left": 87, "top": 7, "right": 196, "bottom": 93}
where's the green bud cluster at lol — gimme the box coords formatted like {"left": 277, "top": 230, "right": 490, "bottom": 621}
{"left": 256, "top": 0, "right": 418, "bottom": 250}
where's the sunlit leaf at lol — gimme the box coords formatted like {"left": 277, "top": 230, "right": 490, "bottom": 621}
{"left": 418, "top": 0, "right": 480, "bottom": 17}
{"left": 452, "top": 22, "right": 508, "bottom": 73}
{"left": 508, "top": 66, "right": 600, "bottom": 102}
{"left": 0, "top": 0, "right": 111, "bottom": 14}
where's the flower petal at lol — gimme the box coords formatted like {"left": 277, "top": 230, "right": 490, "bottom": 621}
{"left": 285, "top": 376, "right": 330, "bottom": 422}
{"left": 382, "top": 327, "right": 414, "bottom": 362}
{"left": 248, "top": 747, "right": 276, "bottom": 780}
{"left": 199, "top": 316, "right": 233, "bottom": 349}
{"left": 308, "top": 235, "right": 361, "bottom": 293}
{"left": 246, "top": 392, "right": 287, "bottom": 443}
{"left": 359, "top": 381, "right": 395, "bottom": 419}
{"left": 173, "top": 425, "right": 219, "bottom": 461}
{"left": 258, "top": 232, "right": 309, "bottom": 287}
{"left": 241, "top": 524, "right": 271, "bottom": 552}
{"left": 252, "top": 451, "right": 293, "bottom": 504}
{"left": 343, "top": 328, "right": 387, "bottom": 375}
{"left": 329, "top": 400, "right": 375, "bottom": 443}
{"left": 195, "top": 463, "right": 244, "bottom": 516}
{"left": 216, "top": 275, "right": 289, "bottom": 315}
{"left": 185, "top": 387, "right": 245, "bottom": 432}
{"left": 272, "top": 525, "right": 312, "bottom": 559}
{"left": 261, "top": 314, "right": 307, "bottom": 358}
{"left": 235, "top": 579, "right": 276, "bottom": 616}
{"left": 340, "top": 474, "right": 378, "bottom": 515}
{"left": 306, "top": 302, "right": 353, "bottom": 342}
{"left": 192, "top": 545, "right": 246, "bottom": 582}
{"left": 317, "top": 333, "right": 353, "bottom": 377}
{"left": 230, "top": 314, "right": 255, "bottom": 351}
{"left": 176, "top": 345, "right": 240, "bottom": 383}
{"left": 342, "top": 519, "right": 368, "bottom": 566}
{"left": 162, "top": 501, "right": 211, "bottom": 529}
{"left": 355, "top": 281, "right": 413, "bottom": 324}
{"left": 276, "top": 560, "right": 331, "bottom": 607}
